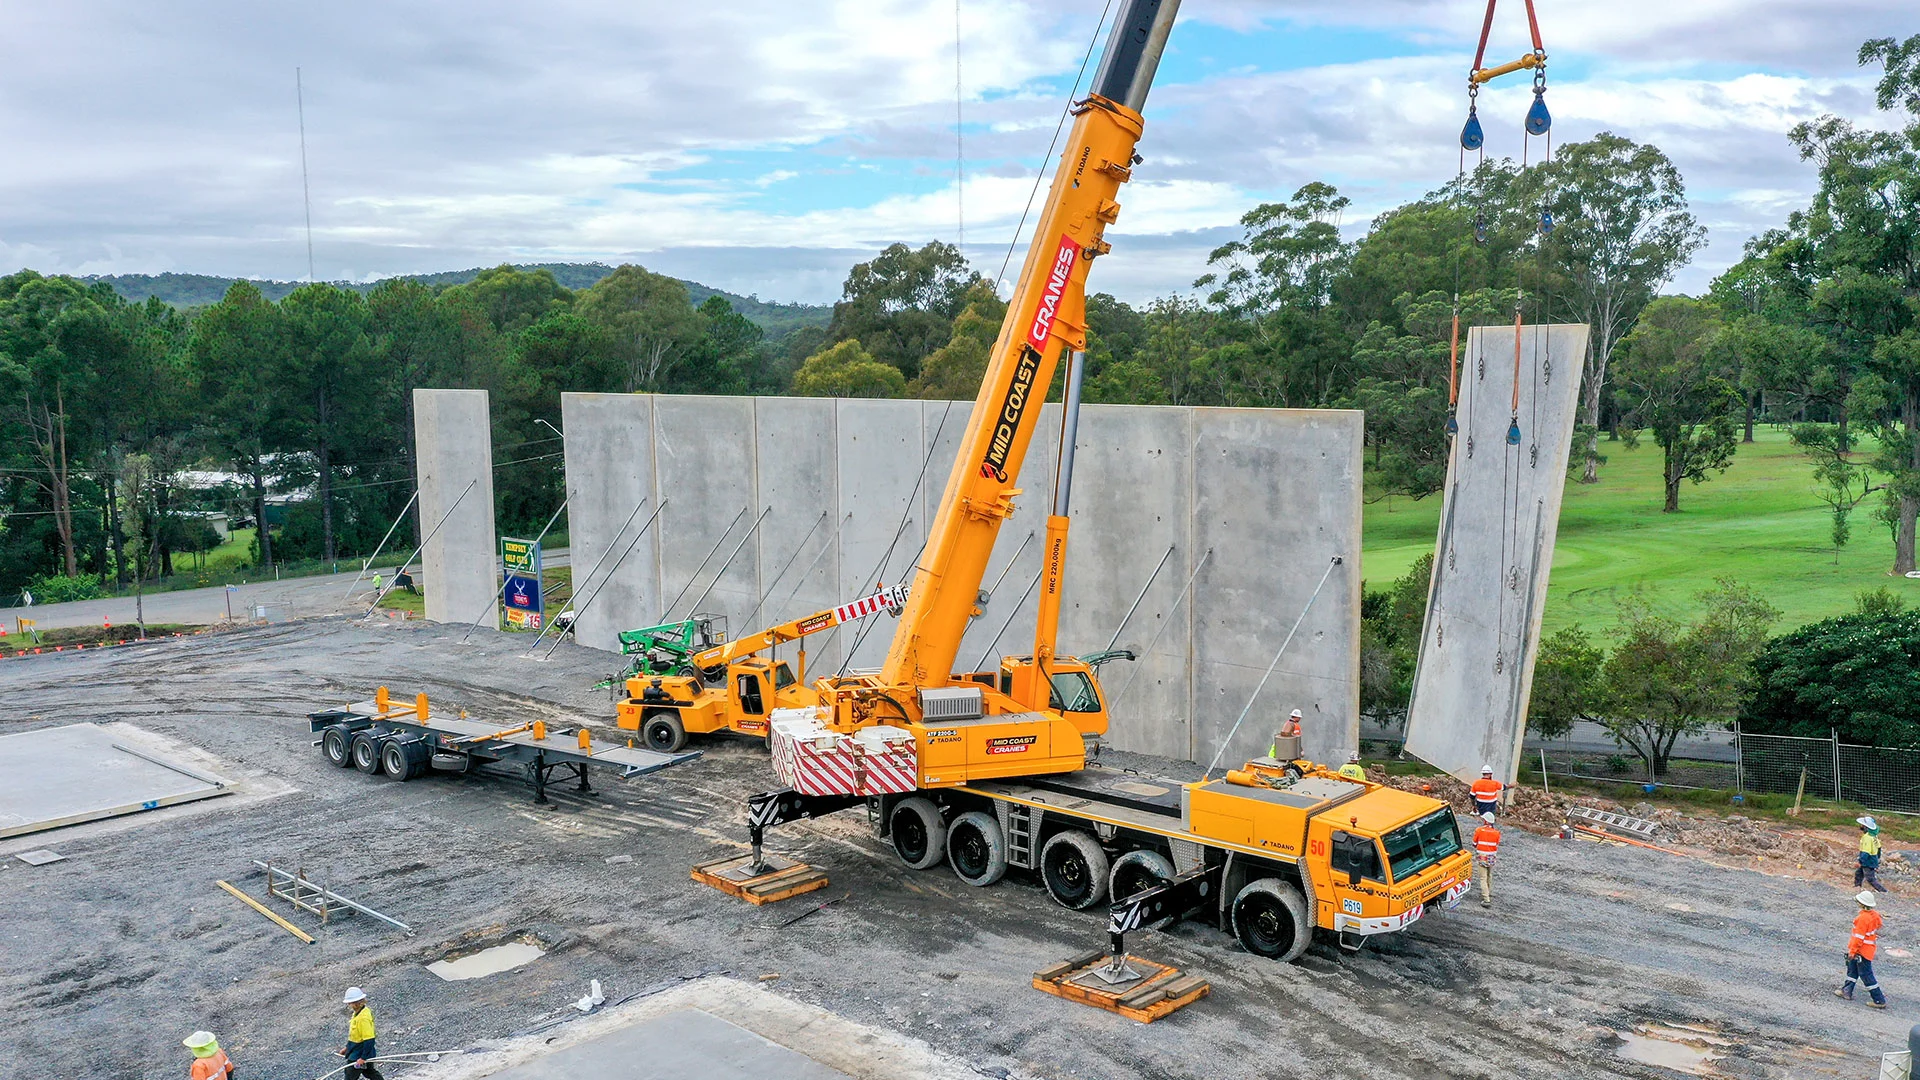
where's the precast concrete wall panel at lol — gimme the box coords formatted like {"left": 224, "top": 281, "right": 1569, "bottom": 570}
{"left": 753, "top": 397, "right": 842, "bottom": 671}
{"left": 413, "top": 389, "right": 498, "bottom": 627}
{"left": 654, "top": 397, "right": 759, "bottom": 635}
{"left": 837, "top": 399, "right": 928, "bottom": 670}
{"left": 1191, "top": 409, "right": 1363, "bottom": 770}
{"left": 553, "top": 393, "right": 1362, "bottom": 769}
{"left": 1062, "top": 404, "right": 1194, "bottom": 760}
{"left": 1405, "top": 324, "right": 1589, "bottom": 784}
{"left": 560, "top": 393, "right": 658, "bottom": 653}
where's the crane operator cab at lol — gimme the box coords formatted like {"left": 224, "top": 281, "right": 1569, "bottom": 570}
{"left": 956, "top": 655, "right": 1112, "bottom": 739}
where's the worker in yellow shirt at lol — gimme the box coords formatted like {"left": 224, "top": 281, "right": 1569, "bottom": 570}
{"left": 338, "top": 987, "right": 384, "bottom": 1080}
{"left": 1856, "top": 816, "right": 1888, "bottom": 893}
{"left": 1338, "top": 752, "right": 1367, "bottom": 782}
{"left": 183, "top": 1031, "right": 235, "bottom": 1080}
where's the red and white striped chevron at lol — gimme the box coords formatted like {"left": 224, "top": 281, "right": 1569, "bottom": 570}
{"left": 771, "top": 711, "right": 917, "bottom": 797}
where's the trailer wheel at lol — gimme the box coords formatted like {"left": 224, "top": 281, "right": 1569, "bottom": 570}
{"left": 946, "top": 810, "right": 1007, "bottom": 886}
{"left": 1041, "top": 830, "right": 1110, "bottom": 910}
{"left": 888, "top": 797, "right": 947, "bottom": 870}
{"left": 1232, "top": 877, "right": 1312, "bottom": 962}
{"left": 321, "top": 726, "right": 354, "bottom": 768}
{"left": 350, "top": 732, "right": 385, "bottom": 775}
{"left": 1108, "top": 849, "right": 1176, "bottom": 903}
{"left": 641, "top": 710, "right": 687, "bottom": 753}
{"left": 381, "top": 738, "right": 429, "bottom": 780}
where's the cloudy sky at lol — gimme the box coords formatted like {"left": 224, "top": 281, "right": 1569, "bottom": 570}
{"left": 1, "top": 1, "right": 1912, "bottom": 305}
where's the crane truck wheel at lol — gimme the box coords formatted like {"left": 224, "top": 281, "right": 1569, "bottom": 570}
{"left": 350, "top": 731, "right": 386, "bottom": 775}
{"left": 321, "top": 726, "right": 354, "bottom": 768}
{"left": 888, "top": 797, "right": 947, "bottom": 870}
{"left": 641, "top": 710, "right": 687, "bottom": 753}
{"left": 1041, "top": 830, "right": 1111, "bottom": 910}
{"left": 1108, "top": 849, "right": 1176, "bottom": 904}
{"left": 945, "top": 810, "right": 1008, "bottom": 886}
{"left": 1231, "top": 878, "right": 1312, "bottom": 962}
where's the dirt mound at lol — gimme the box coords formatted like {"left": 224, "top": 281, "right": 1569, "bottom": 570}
{"left": 1366, "top": 768, "right": 1873, "bottom": 869}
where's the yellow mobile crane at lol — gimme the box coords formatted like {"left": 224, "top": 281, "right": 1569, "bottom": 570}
{"left": 613, "top": 585, "right": 907, "bottom": 751}
{"left": 723, "top": 0, "right": 1473, "bottom": 967}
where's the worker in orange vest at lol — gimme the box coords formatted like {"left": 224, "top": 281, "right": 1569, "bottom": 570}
{"left": 1470, "top": 765, "right": 1503, "bottom": 816}
{"left": 1472, "top": 812, "right": 1500, "bottom": 908}
{"left": 1837, "top": 891, "right": 1888, "bottom": 1007}
{"left": 184, "top": 1031, "right": 235, "bottom": 1080}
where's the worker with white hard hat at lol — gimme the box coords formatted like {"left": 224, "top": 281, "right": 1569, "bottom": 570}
{"left": 1472, "top": 811, "right": 1501, "bottom": 909}
{"left": 1856, "top": 816, "right": 1888, "bottom": 893}
{"left": 1338, "top": 752, "right": 1367, "bottom": 782}
{"left": 1838, "top": 891, "right": 1888, "bottom": 1008}
{"left": 183, "top": 1030, "right": 235, "bottom": 1080}
{"left": 1269, "top": 709, "right": 1304, "bottom": 761}
{"left": 1470, "top": 765, "right": 1504, "bottom": 817}
{"left": 338, "top": 987, "right": 385, "bottom": 1079}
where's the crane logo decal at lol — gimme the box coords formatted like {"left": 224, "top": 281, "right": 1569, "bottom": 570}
{"left": 983, "top": 233, "right": 1080, "bottom": 483}
{"left": 1027, "top": 233, "right": 1081, "bottom": 352}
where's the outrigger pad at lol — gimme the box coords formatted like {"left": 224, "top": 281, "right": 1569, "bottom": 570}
{"left": 1032, "top": 949, "right": 1210, "bottom": 1023}
{"left": 691, "top": 853, "right": 829, "bottom": 905}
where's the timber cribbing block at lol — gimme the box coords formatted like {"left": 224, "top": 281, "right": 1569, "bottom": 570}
{"left": 1032, "top": 952, "right": 1210, "bottom": 1023}
{"left": 692, "top": 853, "right": 829, "bottom": 905}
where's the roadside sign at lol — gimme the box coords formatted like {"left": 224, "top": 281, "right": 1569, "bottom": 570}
{"left": 501, "top": 537, "right": 543, "bottom": 629}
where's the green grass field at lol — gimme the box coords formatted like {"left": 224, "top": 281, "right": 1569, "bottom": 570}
{"left": 1363, "top": 428, "right": 1920, "bottom": 636}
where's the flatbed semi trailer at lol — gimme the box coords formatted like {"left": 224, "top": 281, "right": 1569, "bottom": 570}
{"left": 309, "top": 687, "right": 699, "bottom": 804}
{"left": 746, "top": 754, "right": 1472, "bottom": 961}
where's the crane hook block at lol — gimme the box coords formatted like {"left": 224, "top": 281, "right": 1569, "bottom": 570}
{"left": 1460, "top": 107, "right": 1484, "bottom": 151}
{"left": 1525, "top": 89, "right": 1551, "bottom": 136}
{"left": 1506, "top": 419, "right": 1522, "bottom": 446}
{"left": 1445, "top": 414, "right": 1459, "bottom": 436}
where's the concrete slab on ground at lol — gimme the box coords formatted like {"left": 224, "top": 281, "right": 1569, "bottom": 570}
{"left": 0, "top": 722, "right": 228, "bottom": 838}
{"left": 475, "top": 1008, "right": 850, "bottom": 1080}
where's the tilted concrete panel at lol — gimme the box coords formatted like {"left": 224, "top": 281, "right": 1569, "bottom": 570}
{"left": 1061, "top": 404, "right": 1194, "bottom": 760}
{"left": 654, "top": 396, "right": 760, "bottom": 637}
{"left": 1191, "top": 409, "right": 1363, "bottom": 770}
{"left": 413, "top": 389, "right": 497, "bottom": 626}
{"left": 560, "top": 393, "right": 657, "bottom": 653}
{"left": 837, "top": 399, "right": 927, "bottom": 671}
{"left": 1405, "top": 324, "right": 1590, "bottom": 784}
{"left": 753, "top": 397, "right": 841, "bottom": 674}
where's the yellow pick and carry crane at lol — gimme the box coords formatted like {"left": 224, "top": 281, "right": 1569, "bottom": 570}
{"left": 613, "top": 585, "right": 909, "bottom": 751}
{"left": 722, "top": 0, "right": 1474, "bottom": 977}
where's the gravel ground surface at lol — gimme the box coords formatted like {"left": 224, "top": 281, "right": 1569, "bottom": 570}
{"left": 0, "top": 616, "right": 1907, "bottom": 1079}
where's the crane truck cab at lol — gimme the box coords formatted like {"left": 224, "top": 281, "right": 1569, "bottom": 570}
{"left": 956, "top": 655, "right": 1112, "bottom": 738}
{"left": 616, "top": 656, "right": 812, "bottom": 753}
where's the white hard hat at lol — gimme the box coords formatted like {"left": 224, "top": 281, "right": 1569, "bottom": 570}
{"left": 184, "top": 1032, "right": 219, "bottom": 1056}
{"left": 1859, "top": 816, "right": 1879, "bottom": 831}
{"left": 1482, "top": 811, "right": 1497, "bottom": 825}
{"left": 1481, "top": 765, "right": 1494, "bottom": 775}
{"left": 343, "top": 986, "right": 367, "bottom": 1004}
{"left": 1348, "top": 751, "right": 1361, "bottom": 762}
{"left": 1859, "top": 892, "right": 1878, "bottom": 909}
{"left": 1290, "top": 709, "right": 1303, "bottom": 719}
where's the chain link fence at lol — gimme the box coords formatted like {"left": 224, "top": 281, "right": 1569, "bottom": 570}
{"left": 1527, "top": 732, "right": 1920, "bottom": 815}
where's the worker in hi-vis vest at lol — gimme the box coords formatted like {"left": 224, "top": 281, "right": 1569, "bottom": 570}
{"left": 1856, "top": 816, "right": 1888, "bottom": 893}
{"left": 338, "top": 987, "right": 384, "bottom": 1080}
{"left": 1837, "top": 891, "right": 1888, "bottom": 1007}
{"left": 1472, "top": 812, "right": 1501, "bottom": 908}
{"left": 1470, "top": 765, "right": 1503, "bottom": 816}
{"left": 1338, "top": 753, "right": 1366, "bottom": 782}
{"left": 183, "top": 1031, "right": 235, "bottom": 1080}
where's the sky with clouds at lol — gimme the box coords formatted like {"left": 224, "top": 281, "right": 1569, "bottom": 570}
{"left": 1, "top": 1, "right": 1913, "bottom": 305}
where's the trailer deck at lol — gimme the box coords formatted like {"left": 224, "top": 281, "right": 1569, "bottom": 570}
{"left": 308, "top": 691, "right": 699, "bottom": 802}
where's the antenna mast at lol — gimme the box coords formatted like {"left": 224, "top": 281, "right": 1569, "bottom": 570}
{"left": 296, "top": 67, "right": 315, "bottom": 282}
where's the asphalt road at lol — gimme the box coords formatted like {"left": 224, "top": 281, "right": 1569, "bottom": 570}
{"left": 1, "top": 551, "right": 570, "bottom": 634}
{"left": 0, "top": 617, "right": 1902, "bottom": 1079}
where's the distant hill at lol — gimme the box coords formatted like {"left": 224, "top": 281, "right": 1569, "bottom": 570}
{"left": 86, "top": 263, "right": 833, "bottom": 338}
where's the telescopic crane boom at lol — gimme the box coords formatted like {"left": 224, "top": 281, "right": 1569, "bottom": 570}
{"left": 784, "top": 0, "right": 1182, "bottom": 790}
